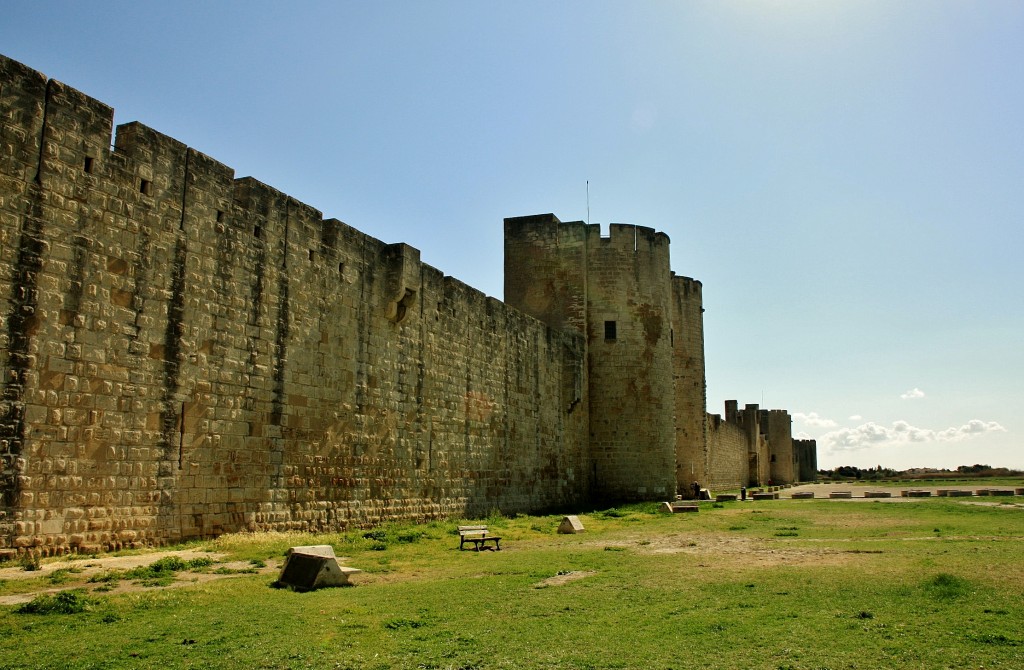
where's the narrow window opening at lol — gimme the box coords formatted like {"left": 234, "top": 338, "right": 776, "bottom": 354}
{"left": 140, "top": 178, "right": 152, "bottom": 195}
{"left": 670, "top": 328, "right": 674, "bottom": 347}
{"left": 308, "top": 249, "right": 315, "bottom": 262}
{"left": 338, "top": 262, "right": 345, "bottom": 276}
{"left": 254, "top": 225, "right": 262, "bottom": 238}
{"left": 83, "top": 156, "right": 94, "bottom": 174}
{"left": 604, "top": 320, "right": 617, "bottom": 341}
{"left": 216, "top": 210, "right": 224, "bottom": 223}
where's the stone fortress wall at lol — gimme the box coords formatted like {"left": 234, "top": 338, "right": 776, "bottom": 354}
{"left": 0, "top": 55, "right": 814, "bottom": 557}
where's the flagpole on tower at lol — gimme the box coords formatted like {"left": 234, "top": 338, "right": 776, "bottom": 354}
{"left": 587, "top": 180, "right": 590, "bottom": 225}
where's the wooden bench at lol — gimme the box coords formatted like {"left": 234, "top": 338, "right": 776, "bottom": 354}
{"left": 458, "top": 525, "right": 502, "bottom": 551}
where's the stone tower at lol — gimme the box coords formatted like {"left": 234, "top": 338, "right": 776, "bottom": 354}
{"left": 762, "top": 409, "right": 795, "bottom": 484}
{"left": 670, "top": 275, "right": 707, "bottom": 494}
{"left": 504, "top": 214, "right": 677, "bottom": 501}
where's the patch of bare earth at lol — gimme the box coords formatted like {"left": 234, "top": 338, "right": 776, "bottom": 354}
{"left": 0, "top": 550, "right": 279, "bottom": 606}
{"left": 533, "top": 570, "right": 597, "bottom": 588}
{"left": 595, "top": 532, "right": 863, "bottom": 568}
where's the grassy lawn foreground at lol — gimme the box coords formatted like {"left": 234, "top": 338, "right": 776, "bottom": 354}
{"left": 1, "top": 495, "right": 1023, "bottom": 669}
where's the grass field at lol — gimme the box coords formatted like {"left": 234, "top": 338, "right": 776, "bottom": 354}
{"left": 1, "top": 491, "right": 1023, "bottom": 669}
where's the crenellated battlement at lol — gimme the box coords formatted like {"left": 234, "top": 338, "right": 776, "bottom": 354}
{"left": 599, "top": 223, "right": 670, "bottom": 251}
{"left": 672, "top": 274, "right": 703, "bottom": 298}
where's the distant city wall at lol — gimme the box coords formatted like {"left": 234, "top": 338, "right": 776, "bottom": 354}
{"left": 0, "top": 55, "right": 589, "bottom": 555}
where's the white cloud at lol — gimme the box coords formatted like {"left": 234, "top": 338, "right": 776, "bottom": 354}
{"left": 793, "top": 412, "right": 838, "bottom": 428}
{"left": 821, "top": 419, "right": 1006, "bottom": 453}
{"left": 848, "top": 415, "right": 862, "bottom": 421}
{"left": 900, "top": 387, "right": 926, "bottom": 400}
{"left": 937, "top": 420, "right": 1007, "bottom": 440}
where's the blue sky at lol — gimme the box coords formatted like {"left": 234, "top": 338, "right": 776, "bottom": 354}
{"left": 4, "top": 1, "right": 1021, "bottom": 470}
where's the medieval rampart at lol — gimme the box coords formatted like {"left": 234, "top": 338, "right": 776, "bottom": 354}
{"left": 504, "top": 216, "right": 677, "bottom": 501}
{"left": 1, "top": 53, "right": 815, "bottom": 555}
{"left": 0, "top": 55, "right": 589, "bottom": 556}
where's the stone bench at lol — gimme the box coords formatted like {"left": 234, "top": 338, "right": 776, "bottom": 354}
{"left": 790, "top": 491, "right": 815, "bottom": 499}
{"left": 715, "top": 494, "right": 738, "bottom": 502}
{"left": 864, "top": 491, "right": 891, "bottom": 498}
{"left": 907, "top": 490, "right": 932, "bottom": 497}
{"left": 947, "top": 489, "right": 973, "bottom": 497}
{"left": 829, "top": 491, "right": 852, "bottom": 499}
{"left": 751, "top": 492, "right": 777, "bottom": 500}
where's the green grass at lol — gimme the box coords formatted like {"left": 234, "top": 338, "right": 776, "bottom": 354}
{"left": 0, "top": 496, "right": 1022, "bottom": 669}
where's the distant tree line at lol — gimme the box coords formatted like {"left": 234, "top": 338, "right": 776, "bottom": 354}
{"left": 819, "top": 464, "right": 1022, "bottom": 480}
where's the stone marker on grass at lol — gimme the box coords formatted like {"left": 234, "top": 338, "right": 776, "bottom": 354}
{"left": 558, "top": 516, "right": 586, "bottom": 534}
{"left": 276, "top": 545, "right": 361, "bottom": 591}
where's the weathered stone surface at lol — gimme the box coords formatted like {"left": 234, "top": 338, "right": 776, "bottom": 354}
{"left": 277, "top": 545, "right": 361, "bottom": 591}
{"left": 0, "top": 54, "right": 817, "bottom": 554}
{"left": 557, "top": 515, "right": 585, "bottom": 534}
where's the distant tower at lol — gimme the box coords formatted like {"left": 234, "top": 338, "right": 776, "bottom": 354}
{"left": 671, "top": 276, "right": 707, "bottom": 492}
{"left": 505, "top": 214, "right": 677, "bottom": 501}
{"left": 762, "top": 409, "right": 795, "bottom": 484}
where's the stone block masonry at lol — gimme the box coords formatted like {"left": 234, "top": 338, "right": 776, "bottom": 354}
{"left": 0, "top": 54, "right": 814, "bottom": 555}
{"left": 0, "top": 55, "right": 589, "bottom": 555}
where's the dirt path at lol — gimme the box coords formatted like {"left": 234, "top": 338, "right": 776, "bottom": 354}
{"left": 0, "top": 550, "right": 280, "bottom": 606}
